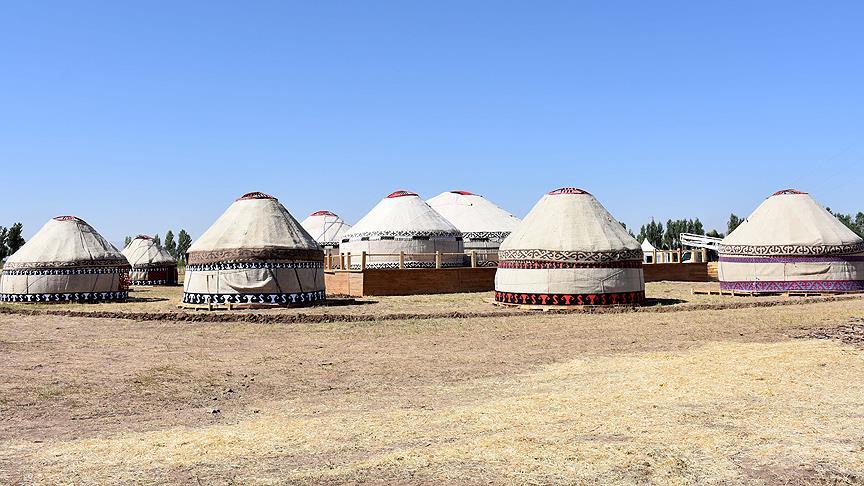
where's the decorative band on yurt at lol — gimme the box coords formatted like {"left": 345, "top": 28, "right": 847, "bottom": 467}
{"left": 181, "top": 290, "right": 326, "bottom": 306}
{"left": 494, "top": 290, "right": 645, "bottom": 306}
{"left": 719, "top": 280, "right": 864, "bottom": 292}
{"left": 0, "top": 291, "right": 129, "bottom": 303}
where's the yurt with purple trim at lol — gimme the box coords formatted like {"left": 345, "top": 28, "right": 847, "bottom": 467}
{"left": 182, "top": 192, "right": 325, "bottom": 307}
{"left": 122, "top": 235, "right": 178, "bottom": 286}
{"left": 0, "top": 216, "right": 130, "bottom": 303}
{"left": 495, "top": 188, "right": 644, "bottom": 306}
{"left": 718, "top": 189, "right": 864, "bottom": 293}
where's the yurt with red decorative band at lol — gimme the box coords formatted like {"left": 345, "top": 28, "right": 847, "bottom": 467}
{"left": 339, "top": 190, "right": 464, "bottom": 269}
{"left": 495, "top": 188, "right": 645, "bottom": 306}
{"left": 0, "top": 216, "right": 131, "bottom": 303}
{"left": 182, "top": 192, "right": 326, "bottom": 307}
{"left": 426, "top": 190, "right": 520, "bottom": 266}
{"left": 121, "top": 235, "right": 179, "bottom": 286}
{"left": 718, "top": 189, "right": 864, "bottom": 293}
{"left": 300, "top": 210, "right": 352, "bottom": 252}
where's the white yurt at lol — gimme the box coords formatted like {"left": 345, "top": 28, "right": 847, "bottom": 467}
{"left": 0, "top": 216, "right": 131, "bottom": 302}
{"left": 182, "top": 192, "right": 325, "bottom": 306}
{"left": 426, "top": 190, "right": 520, "bottom": 266}
{"left": 495, "top": 188, "right": 645, "bottom": 306}
{"left": 339, "top": 190, "right": 464, "bottom": 269}
{"left": 300, "top": 210, "right": 352, "bottom": 254}
{"left": 122, "top": 235, "right": 178, "bottom": 285}
{"left": 718, "top": 189, "right": 864, "bottom": 293}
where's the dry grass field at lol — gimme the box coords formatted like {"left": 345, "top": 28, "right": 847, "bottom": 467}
{"left": 1, "top": 282, "right": 863, "bottom": 484}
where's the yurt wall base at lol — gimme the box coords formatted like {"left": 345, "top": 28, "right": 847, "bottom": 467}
{"left": 325, "top": 268, "right": 496, "bottom": 297}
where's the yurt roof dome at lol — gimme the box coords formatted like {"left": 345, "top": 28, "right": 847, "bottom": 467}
{"left": 426, "top": 190, "right": 520, "bottom": 236}
{"left": 4, "top": 216, "right": 128, "bottom": 270}
{"left": 344, "top": 189, "right": 460, "bottom": 240}
{"left": 719, "top": 189, "right": 864, "bottom": 255}
{"left": 300, "top": 210, "right": 352, "bottom": 246}
{"left": 123, "top": 235, "right": 176, "bottom": 268}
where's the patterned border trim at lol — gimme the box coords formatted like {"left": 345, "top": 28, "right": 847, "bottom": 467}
{"left": 182, "top": 290, "right": 325, "bottom": 305}
{"left": 0, "top": 291, "right": 129, "bottom": 303}
{"left": 719, "top": 280, "right": 864, "bottom": 292}
{"left": 717, "top": 242, "right": 864, "bottom": 257}
{"left": 131, "top": 280, "right": 176, "bottom": 286}
{"left": 1, "top": 267, "right": 129, "bottom": 276}
{"left": 2, "top": 260, "right": 130, "bottom": 270}
{"left": 130, "top": 264, "right": 177, "bottom": 271}
{"left": 185, "top": 261, "right": 324, "bottom": 272}
{"left": 461, "top": 231, "right": 511, "bottom": 241}
{"left": 187, "top": 248, "right": 324, "bottom": 265}
{"left": 498, "top": 248, "right": 644, "bottom": 263}
{"left": 719, "top": 255, "right": 864, "bottom": 264}
{"left": 342, "top": 230, "right": 462, "bottom": 241}
{"left": 348, "top": 261, "right": 465, "bottom": 270}
{"left": 498, "top": 259, "right": 643, "bottom": 269}
{"left": 495, "top": 290, "right": 644, "bottom": 306}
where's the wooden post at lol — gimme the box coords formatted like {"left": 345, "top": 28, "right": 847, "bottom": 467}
{"left": 399, "top": 251, "right": 405, "bottom": 269}
{"left": 652, "top": 249, "right": 657, "bottom": 264}
{"left": 360, "top": 251, "right": 367, "bottom": 271}
{"left": 470, "top": 251, "right": 477, "bottom": 268}
{"left": 701, "top": 248, "right": 707, "bottom": 263}
{"left": 676, "top": 248, "right": 682, "bottom": 263}
{"left": 346, "top": 252, "right": 352, "bottom": 271}
{"left": 435, "top": 251, "right": 442, "bottom": 269}
{"left": 325, "top": 253, "right": 330, "bottom": 271}
{"left": 340, "top": 253, "right": 346, "bottom": 271}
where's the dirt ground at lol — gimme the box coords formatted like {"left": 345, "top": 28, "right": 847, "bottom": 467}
{"left": 0, "top": 284, "right": 863, "bottom": 484}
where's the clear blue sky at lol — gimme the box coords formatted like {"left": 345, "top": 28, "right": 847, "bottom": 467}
{"left": 2, "top": 1, "right": 862, "bottom": 244}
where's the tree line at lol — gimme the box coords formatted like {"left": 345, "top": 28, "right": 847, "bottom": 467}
{"left": 125, "top": 230, "right": 192, "bottom": 264}
{"left": 635, "top": 214, "right": 744, "bottom": 250}
{"left": 0, "top": 223, "right": 26, "bottom": 261}
{"left": 827, "top": 209, "right": 864, "bottom": 238}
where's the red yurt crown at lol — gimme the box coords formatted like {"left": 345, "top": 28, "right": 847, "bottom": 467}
{"left": 237, "top": 192, "right": 276, "bottom": 201}
{"left": 387, "top": 190, "right": 418, "bottom": 198}
{"left": 310, "top": 210, "right": 337, "bottom": 216}
{"left": 53, "top": 215, "right": 84, "bottom": 222}
{"left": 548, "top": 187, "right": 590, "bottom": 195}
{"left": 771, "top": 189, "right": 807, "bottom": 196}
{"left": 450, "top": 190, "right": 477, "bottom": 196}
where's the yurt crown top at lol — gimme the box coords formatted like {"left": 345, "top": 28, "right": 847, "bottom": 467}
{"left": 547, "top": 187, "right": 590, "bottom": 195}
{"left": 236, "top": 191, "right": 276, "bottom": 201}
{"left": 134, "top": 235, "right": 153, "bottom": 240}
{"left": 386, "top": 190, "right": 419, "bottom": 198}
{"left": 449, "top": 190, "right": 477, "bottom": 196}
{"left": 771, "top": 189, "right": 808, "bottom": 196}
{"left": 53, "top": 215, "right": 85, "bottom": 222}
{"left": 310, "top": 210, "right": 338, "bottom": 216}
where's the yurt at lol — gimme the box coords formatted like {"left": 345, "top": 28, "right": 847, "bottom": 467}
{"left": 182, "top": 192, "right": 326, "bottom": 306}
{"left": 426, "top": 190, "right": 520, "bottom": 266}
{"left": 495, "top": 188, "right": 645, "bottom": 306}
{"left": 300, "top": 210, "right": 352, "bottom": 254}
{"left": 718, "top": 189, "right": 864, "bottom": 293}
{"left": 122, "top": 235, "right": 179, "bottom": 285}
{"left": 339, "top": 190, "right": 464, "bottom": 269}
{"left": 0, "top": 216, "right": 130, "bottom": 302}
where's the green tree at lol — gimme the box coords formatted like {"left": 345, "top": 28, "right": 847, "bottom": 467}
{"left": 177, "top": 229, "right": 192, "bottom": 263}
{"left": 153, "top": 234, "right": 161, "bottom": 246}
{"left": 637, "top": 219, "right": 664, "bottom": 248}
{"left": 727, "top": 213, "right": 743, "bottom": 234}
{"left": 0, "top": 226, "right": 8, "bottom": 261}
{"left": 706, "top": 229, "right": 724, "bottom": 239}
{"left": 163, "top": 230, "right": 177, "bottom": 258}
{"left": 124, "top": 236, "right": 132, "bottom": 247}
{"left": 6, "top": 223, "right": 25, "bottom": 254}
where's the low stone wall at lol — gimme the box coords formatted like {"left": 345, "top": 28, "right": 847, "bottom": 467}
{"left": 326, "top": 268, "right": 497, "bottom": 297}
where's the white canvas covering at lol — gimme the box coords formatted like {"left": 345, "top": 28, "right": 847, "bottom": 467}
{"left": 427, "top": 190, "right": 520, "bottom": 266}
{"left": 182, "top": 192, "right": 325, "bottom": 306}
{"left": 718, "top": 189, "right": 864, "bottom": 292}
{"left": 122, "top": 235, "right": 178, "bottom": 285}
{"left": 495, "top": 188, "right": 645, "bottom": 306}
{"left": 0, "top": 216, "right": 130, "bottom": 302}
{"left": 339, "top": 190, "right": 464, "bottom": 268}
{"left": 300, "top": 210, "right": 352, "bottom": 250}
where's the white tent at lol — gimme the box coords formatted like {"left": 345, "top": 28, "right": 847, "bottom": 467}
{"left": 300, "top": 210, "right": 352, "bottom": 252}
{"left": 718, "top": 189, "right": 864, "bottom": 292}
{"left": 495, "top": 188, "right": 645, "bottom": 306}
{"left": 426, "top": 190, "right": 520, "bottom": 266}
{"left": 340, "top": 190, "right": 464, "bottom": 269}
{"left": 182, "top": 192, "right": 326, "bottom": 306}
{"left": 640, "top": 239, "right": 657, "bottom": 263}
{"left": 122, "top": 235, "right": 178, "bottom": 285}
{"left": 0, "top": 216, "right": 130, "bottom": 302}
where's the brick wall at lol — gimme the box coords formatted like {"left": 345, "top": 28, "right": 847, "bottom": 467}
{"left": 643, "top": 263, "right": 715, "bottom": 282}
